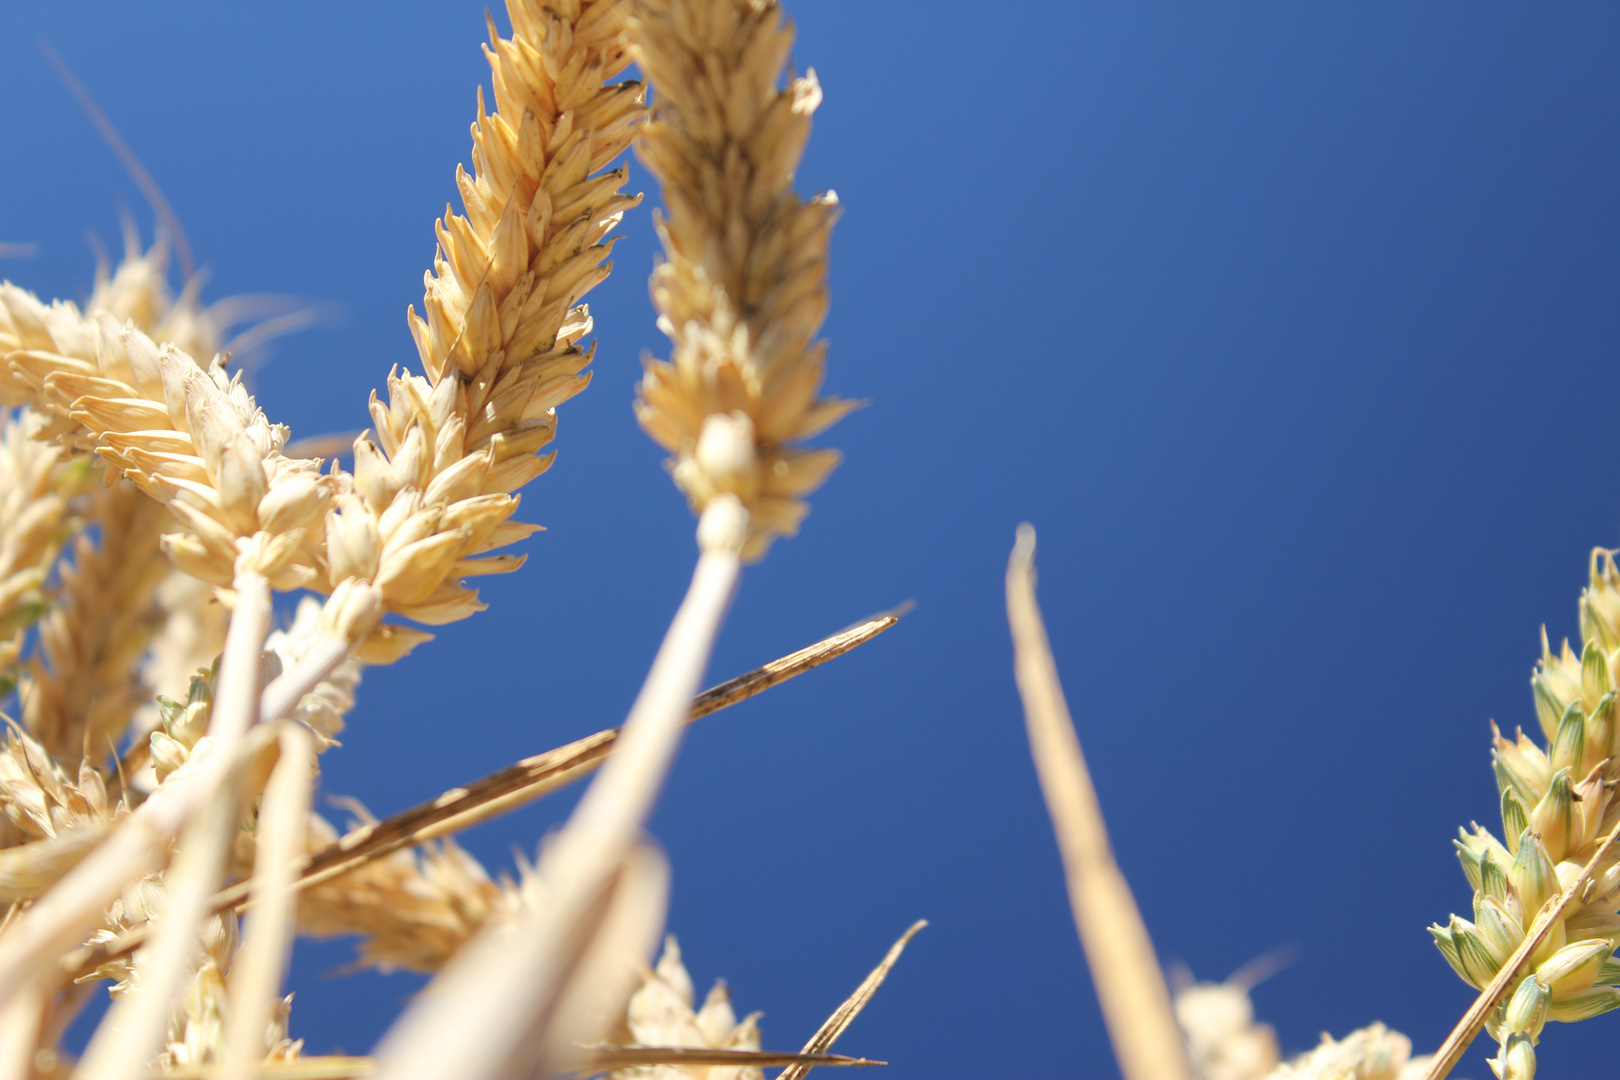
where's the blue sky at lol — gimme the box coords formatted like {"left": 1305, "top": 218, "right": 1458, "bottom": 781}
{"left": 5, "top": 3, "right": 1620, "bottom": 1077}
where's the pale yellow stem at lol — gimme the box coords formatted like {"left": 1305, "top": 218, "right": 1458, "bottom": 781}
{"left": 1006, "top": 525, "right": 1193, "bottom": 1080}
{"left": 77, "top": 571, "right": 273, "bottom": 1080}
{"left": 0, "top": 574, "right": 272, "bottom": 1014}
{"left": 223, "top": 723, "right": 315, "bottom": 1074}
{"left": 0, "top": 975, "right": 42, "bottom": 1080}
{"left": 372, "top": 496, "right": 747, "bottom": 1080}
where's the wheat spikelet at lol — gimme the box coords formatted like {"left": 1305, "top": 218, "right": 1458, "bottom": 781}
{"left": 88, "top": 223, "right": 224, "bottom": 364}
{"left": 628, "top": 0, "right": 855, "bottom": 559}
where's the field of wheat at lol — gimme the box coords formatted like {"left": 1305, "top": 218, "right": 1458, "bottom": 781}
{"left": 2, "top": 4, "right": 1619, "bottom": 1079}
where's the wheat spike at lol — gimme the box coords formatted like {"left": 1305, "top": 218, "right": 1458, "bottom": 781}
{"left": 21, "top": 478, "right": 168, "bottom": 765}
{"left": 297, "top": 806, "right": 517, "bottom": 975}
{"left": 1267, "top": 1024, "right": 1430, "bottom": 1080}
{"left": 0, "top": 409, "right": 80, "bottom": 685}
{"left": 328, "top": 0, "right": 644, "bottom": 629}
{"left": 610, "top": 935, "right": 765, "bottom": 1080}
{"left": 1424, "top": 548, "right": 1620, "bottom": 1080}
{"left": 628, "top": 0, "right": 855, "bottom": 560}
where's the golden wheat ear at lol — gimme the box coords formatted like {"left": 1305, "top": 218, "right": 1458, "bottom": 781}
{"left": 630, "top": 0, "right": 854, "bottom": 562}
{"left": 1006, "top": 524, "right": 1195, "bottom": 1080}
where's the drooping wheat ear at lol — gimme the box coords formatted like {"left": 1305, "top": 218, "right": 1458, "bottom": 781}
{"left": 327, "top": 0, "right": 643, "bottom": 627}
{"left": 629, "top": 0, "right": 855, "bottom": 560}
{"left": 0, "top": 410, "right": 83, "bottom": 684}
{"left": 0, "top": 305, "right": 403, "bottom": 658}
{"left": 1422, "top": 548, "right": 1620, "bottom": 1080}
{"left": 21, "top": 478, "right": 168, "bottom": 765}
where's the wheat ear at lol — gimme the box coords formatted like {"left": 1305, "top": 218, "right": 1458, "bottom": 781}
{"left": 21, "top": 477, "right": 168, "bottom": 765}
{"left": 629, "top": 0, "right": 855, "bottom": 561}
{"left": 0, "top": 409, "right": 80, "bottom": 684}
{"left": 325, "top": 0, "right": 643, "bottom": 630}
{"left": 1006, "top": 525, "right": 1195, "bottom": 1080}
{"left": 1424, "top": 548, "right": 1620, "bottom": 1080}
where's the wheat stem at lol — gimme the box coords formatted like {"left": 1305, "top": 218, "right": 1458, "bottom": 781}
{"left": 0, "top": 574, "right": 269, "bottom": 1014}
{"left": 371, "top": 498, "right": 746, "bottom": 1080}
{"left": 75, "top": 570, "right": 272, "bottom": 1079}
{"left": 223, "top": 723, "right": 315, "bottom": 1075}
{"left": 1006, "top": 525, "right": 1194, "bottom": 1080}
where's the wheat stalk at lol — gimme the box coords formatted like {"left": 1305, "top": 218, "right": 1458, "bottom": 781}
{"left": 1006, "top": 525, "right": 1195, "bottom": 1080}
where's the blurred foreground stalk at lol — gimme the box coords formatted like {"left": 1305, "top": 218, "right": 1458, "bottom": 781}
{"left": 1007, "top": 524, "right": 1194, "bottom": 1080}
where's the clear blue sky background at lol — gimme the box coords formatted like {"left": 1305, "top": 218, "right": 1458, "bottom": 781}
{"left": 4, "top": 4, "right": 1620, "bottom": 1078}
